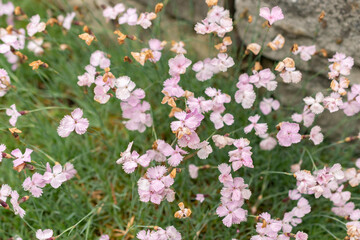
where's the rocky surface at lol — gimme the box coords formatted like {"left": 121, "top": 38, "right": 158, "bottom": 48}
{"left": 234, "top": 0, "right": 360, "bottom": 83}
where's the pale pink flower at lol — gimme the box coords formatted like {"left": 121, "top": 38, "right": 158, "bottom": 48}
{"left": 137, "top": 166, "right": 175, "bottom": 204}
{"left": 303, "top": 92, "right": 324, "bottom": 114}
{"left": 168, "top": 145, "right": 188, "bottom": 167}
{"left": 26, "top": 15, "right": 46, "bottom": 37}
{"left": 121, "top": 100, "right": 152, "bottom": 133}
{"left": 115, "top": 76, "right": 136, "bottom": 100}
{"left": 212, "top": 134, "right": 234, "bottom": 149}
{"left": 280, "top": 69, "right": 302, "bottom": 84}
{"left": 276, "top": 122, "right": 301, "bottom": 147}
{"left": 168, "top": 54, "right": 192, "bottom": 76}
{"left": 171, "top": 110, "right": 204, "bottom": 133}
{"left": 0, "top": 144, "right": 5, "bottom": 162}
{"left": 192, "top": 58, "right": 217, "bottom": 81}
{"left": 323, "top": 92, "right": 343, "bottom": 112}
{"left": 103, "top": 3, "right": 125, "bottom": 20}
{"left": 22, "top": 173, "right": 46, "bottom": 198}
{"left": 249, "top": 68, "right": 277, "bottom": 91}
{"left": 57, "top": 108, "right": 89, "bottom": 137}
{"left": 216, "top": 200, "right": 248, "bottom": 227}
{"left": 62, "top": 12, "right": 76, "bottom": 30}
{"left": 259, "top": 136, "right": 277, "bottom": 151}
{"left": 27, "top": 38, "right": 44, "bottom": 55}
{"left": 196, "top": 194, "right": 205, "bottom": 203}
{"left": 210, "top": 112, "right": 234, "bottom": 129}
{"left": 116, "top": 142, "right": 149, "bottom": 174}
{"left": 259, "top": 6, "right": 284, "bottom": 25}
{"left": 0, "top": 1, "right": 14, "bottom": 16}
{"left": 259, "top": 98, "right": 280, "bottom": 115}
{"left": 10, "top": 190, "right": 25, "bottom": 218}
{"left": 295, "top": 231, "right": 308, "bottom": 240}
{"left": 77, "top": 65, "right": 96, "bottom": 87}
{"left": 221, "top": 177, "right": 251, "bottom": 201}
{"left": 229, "top": 138, "right": 253, "bottom": 171}
{"left": 36, "top": 229, "right": 53, "bottom": 240}
{"left": 63, "top": 162, "right": 77, "bottom": 180}
{"left": 235, "top": 80, "right": 256, "bottom": 109}
{"left": 244, "top": 115, "right": 268, "bottom": 135}
{"left": 328, "top": 52, "right": 354, "bottom": 77}
{"left": 137, "top": 12, "right": 156, "bottom": 29}
{"left": 6, "top": 104, "right": 21, "bottom": 126}
{"left": 0, "top": 184, "right": 12, "bottom": 202}
{"left": 11, "top": 148, "right": 32, "bottom": 167}
{"left": 291, "top": 107, "right": 315, "bottom": 128}
{"left": 309, "top": 126, "right": 323, "bottom": 145}
{"left": 187, "top": 96, "right": 213, "bottom": 113}
{"left": 94, "top": 84, "right": 111, "bottom": 104}
{"left": 218, "top": 163, "right": 233, "bottom": 183}
{"left": 195, "top": 19, "right": 218, "bottom": 35}
{"left": 171, "top": 41, "right": 187, "bottom": 54}
{"left": 196, "top": 141, "right": 213, "bottom": 159}
{"left": 216, "top": 17, "right": 233, "bottom": 37}
{"left": 189, "top": 164, "right": 199, "bottom": 179}
{"left": 90, "top": 51, "right": 110, "bottom": 69}
{"left": 119, "top": 8, "right": 138, "bottom": 26}
{"left": 163, "top": 76, "right": 185, "bottom": 98}
{"left": 293, "top": 45, "right": 316, "bottom": 61}
{"left": 0, "top": 68, "right": 11, "bottom": 97}
{"left": 99, "top": 234, "right": 110, "bottom": 240}
{"left": 211, "top": 53, "right": 234, "bottom": 72}
{"left": 43, "top": 163, "right": 67, "bottom": 189}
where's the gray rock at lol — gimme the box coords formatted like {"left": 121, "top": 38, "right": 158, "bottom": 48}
{"left": 234, "top": 0, "right": 360, "bottom": 83}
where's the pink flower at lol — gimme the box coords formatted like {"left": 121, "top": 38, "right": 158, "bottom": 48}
{"left": 196, "top": 194, "right": 205, "bottom": 203}
{"left": 293, "top": 45, "right": 316, "bottom": 61}
{"left": 170, "top": 41, "right": 187, "bottom": 54}
{"left": 27, "top": 15, "right": 46, "bottom": 37}
{"left": 235, "top": 79, "right": 256, "bottom": 109}
{"left": 210, "top": 112, "right": 234, "bottom": 129}
{"left": 99, "top": 234, "right": 110, "bottom": 240}
{"left": 189, "top": 164, "right": 199, "bottom": 179}
{"left": 57, "top": 108, "right": 89, "bottom": 137}
{"left": 59, "top": 12, "right": 76, "bottom": 30}
{"left": 291, "top": 107, "right": 315, "bottom": 128}
{"left": 103, "top": 3, "right": 125, "bottom": 20}
{"left": 115, "top": 76, "right": 136, "bottom": 100}
{"left": 309, "top": 126, "right": 323, "bottom": 145}
{"left": 121, "top": 100, "right": 152, "bottom": 133}
{"left": 211, "top": 53, "right": 234, "bottom": 72}
{"left": 22, "top": 173, "right": 46, "bottom": 198}
{"left": 280, "top": 69, "right": 302, "bottom": 84}
{"left": 36, "top": 229, "right": 53, "bottom": 240}
{"left": 221, "top": 177, "right": 251, "bottom": 201}
{"left": 218, "top": 163, "right": 233, "bottom": 183}
{"left": 77, "top": 65, "right": 96, "bottom": 87}
{"left": 295, "top": 231, "right": 308, "bottom": 240}
{"left": 171, "top": 110, "right": 204, "bottom": 134}
{"left": 168, "top": 145, "right": 188, "bottom": 167}
{"left": 90, "top": 51, "right": 110, "bottom": 69}
{"left": 216, "top": 200, "right": 248, "bottom": 227}
{"left": 249, "top": 68, "right": 277, "bottom": 91}
{"left": 212, "top": 135, "right": 234, "bottom": 149}
{"left": 244, "top": 115, "right": 268, "bottom": 135}
{"left": 137, "top": 166, "right": 175, "bottom": 204}
{"left": 187, "top": 96, "right": 213, "bottom": 113}
{"left": 303, "top": 92, "right": 324, "bottom": 114}
{"left": 6, "top": 104, "right": 21, "bottom": 126}
{"left": 323, "top": 92, "right": 343, "bottom": 113}
{"left": 0, "top": 184, "right": 12, "bottom": 202}
{"left": 196, "top": 141, "right": 213, "bottom": 159}
{"left": 137, "top": 12, "right": 156, "bottom": 29}
{"left": 0, "top": 1, "right": 14, "bottom": 16}
{"left": 276, "top": 122, "right": 301, "bottom": 147}
{"left": 63, "top": 162, "right": 77, "bottom": 180}
{"left": 116, "top": 142, "right": 149, "bottom": 173}
{"left": 259, "top": 98, "right": 280, "bottom": 115}
{"left": 119, "top": 8, "right": 138, "bottom": 26}
{"left": 94, "top": 84, "right": 111, "bottom": 104}
{"left": 163, "top": 76, "right": 185, "bottom": 98}
{"left": 259, "top": 6, "right": 284, "bottom": 25}
{"left": 0, "top": 68, "right": 11, "bottom": 97}
{"left": 168, "top": 54, "right": 192, "bottom": 77}
{"left": 0, "top": 144, "right": 6, "bottom": 162}
{"left": 228, "top": 138, "right": 253, "bottom": 171}
{"left": 43, "top": 163, "right": 67, "bottom": 189}
{"left": 328, "top": 52, "right": 354, "bottom": 77}
{"left": 259, "top": 136, "right": 277, "bottom": 151}
{"left": 10, "top": 190, "right": 25, "bottom": 218}
{"left": 192, "top": 58, "right": 217, "bottom": 81}
{"left": 11, "top": 148, "right": 32, "bottom": 167}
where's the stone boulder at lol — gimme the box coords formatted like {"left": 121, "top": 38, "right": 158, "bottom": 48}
{"left": 234, "top": 0, "right": 360, "bottom": 83}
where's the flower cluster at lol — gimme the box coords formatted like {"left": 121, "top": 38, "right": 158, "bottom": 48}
{"left": 137, "top": 226, "right": 182, "bottom": 240}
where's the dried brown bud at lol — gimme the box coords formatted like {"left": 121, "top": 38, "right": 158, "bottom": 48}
{"left": 155, "top": 3, "right": 164, "bottom": 13}
{"left": 124, "top": 56, "right": 132, "bottom": 63}
{"left": 79, "top": 33, "right": 95, "bottom": 46}
{"left": 170, "top": 168, "right": 177, "bottom": 178}
{"left": 282, "top": 57, "right": 295, "bottom": 69}
{"left": 318, "top": 10, "right": 325, "bottom": 22}
{"left": 206, "top": 0, "right": 218, "bottom": 7}
{"left": 246, "top": 43, "right": 261, "bottom": 55}
{"left": 248, "top": 15, "right": 253, "bottom": 23}
{"left": 14, "top": 6, "right": 23, "bottom": 16}
{"left": 29, "top": 60, "right": 48, "bottom": 70}
{"left": 253, "top": 61, "right": 263, "bottom": 71}
{"left": 291, "top": 43, "right": 299, "bottom": 53}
